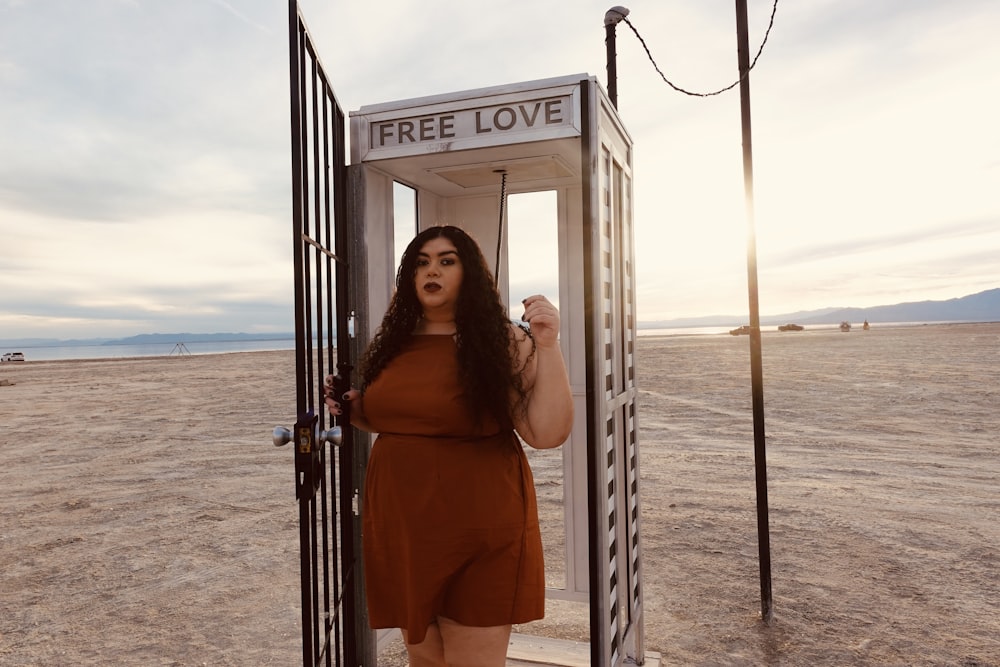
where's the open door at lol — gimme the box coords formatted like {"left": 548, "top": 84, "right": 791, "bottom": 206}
{"left": 271, "top": 3, "right": 374, "bottom": 666}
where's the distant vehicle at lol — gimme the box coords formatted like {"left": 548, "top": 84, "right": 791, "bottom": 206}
{"left": 839, "top": 321, "right": 852, "bottom": 332}
{"left": 729, "top": 325, "right": 751, "bottom": 336}
{"left": 2, "top": 352, "right": 25, "bottom": 362}
{"left": 778, "top": 323, "right": 804, "bottom": 332}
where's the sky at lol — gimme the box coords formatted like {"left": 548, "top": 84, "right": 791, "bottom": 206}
{"left": 1, "top": 0, "right": 998, "bottom": 339}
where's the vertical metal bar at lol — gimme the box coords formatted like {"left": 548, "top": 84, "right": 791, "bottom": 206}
{"left": 305, "top": 52, "right": 318, "bottom": 417}
{"left": 332, "top": 94, "right": 360, "bottom": 667}
{"left": 301, "top": 37, "right": 321, "bottom": 666}
{"left": 307, "top": 46, "right": 333, "bottom": 667}
{"left": 321, "top": 81, "right": 344, "bottom": 667}
{"left": 323, "top": 117, "right": 337, "bottom": 667}
{"left": 317, "top": 450, "right": 332, "bottom": 667}
{"left": 321, "top": 106, "right": 338, "bottom": 664}
{"left": 313, "top": 86, "right": 343, "bottom": 667}
{"left": 735, "top": 0, "right": 774, "bottom": 625}
{"left": 311, "top": 53, "right": 324, "bottom": 435}
{"left": 288, "top": 0, "right": 307, "bottom": 420}
{"left": 310, "top": 476, "right": 322, "bottom": 661}
{"left": 298, "top": 495, "right": 313, "bottom": 667}
{"left": 298, "top": 21, "right": 314, "bottom": 421}
{"left": 287, "top": 3, "right": 315, "bottom": 666}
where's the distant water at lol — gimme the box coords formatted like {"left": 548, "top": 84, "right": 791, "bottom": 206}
{"left": 6, "top": 321, "right": 970, "bottom": 362}
{"left": 7, "top": 338, "right": 296, "bottom": 362}
{"left": 638, "top": 325, "right": 735, "bottom": 337}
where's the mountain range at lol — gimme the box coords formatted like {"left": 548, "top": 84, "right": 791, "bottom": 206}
{"left": 640, "top": 287, "right": 1000, "bottom": 329}
{"left": 2, "top": 289, "right": 999, "bottom": 347}
{"left": 0, "top": 331, "right": 295, "bottom": 348}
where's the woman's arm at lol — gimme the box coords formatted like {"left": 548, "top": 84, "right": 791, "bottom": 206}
{"left": 511, "top": 295, "right": 574, "bottom": 449}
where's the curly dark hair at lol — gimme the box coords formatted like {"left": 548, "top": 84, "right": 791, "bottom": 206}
{"left": 359, "top": 225, "right": 532, "bottom": 424}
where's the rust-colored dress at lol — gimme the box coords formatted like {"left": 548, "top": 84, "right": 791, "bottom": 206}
{"left": 358, "top": 334, "right": 544, "bottom": 644}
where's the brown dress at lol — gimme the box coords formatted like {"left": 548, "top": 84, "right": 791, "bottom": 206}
{"left": 358, "top": 334, "right": 544, "bottom": 644}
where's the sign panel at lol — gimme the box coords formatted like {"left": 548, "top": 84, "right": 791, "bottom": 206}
{"left": 352, "top": 75, "right": 584, "bottom": 161}
{"left": 372, "top": 96, "right": 571, "bottom": 148}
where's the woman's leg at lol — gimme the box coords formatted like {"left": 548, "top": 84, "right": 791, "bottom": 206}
{"left": 437, "top": 616, "right": 512, "bottom": 667}
{"left": 401, "top": 622, "right": 446, "bottom": 667}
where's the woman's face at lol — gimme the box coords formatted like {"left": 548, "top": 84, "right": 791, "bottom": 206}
{"left": 414, "top": 236, "right": 464, "bottom": 315}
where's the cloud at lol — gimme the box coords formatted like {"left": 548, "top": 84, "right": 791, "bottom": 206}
{"left": 1, "top": 0, "right": 999, "bottom": 337}
{"left": 205, "top": 0, "right": 273, "bottom": 34}
{"left": 764, "top": 216, "right": 1000, "bottom": 267}
{"left": 0, "top": 1, "right": 289, "bottom": 223}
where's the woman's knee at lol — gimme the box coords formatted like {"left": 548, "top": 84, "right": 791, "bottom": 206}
{"left": 437, "top": 616, "right": 511, "bottom": 667}
{"left": 402, "top": 622, "right": 446, "bottom": 667}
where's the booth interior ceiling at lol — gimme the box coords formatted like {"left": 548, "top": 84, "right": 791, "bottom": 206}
{"left": 429, "top": 155, "right": 576, "bottom": 189}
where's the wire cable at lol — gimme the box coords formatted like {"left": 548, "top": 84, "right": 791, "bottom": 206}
{"left": 494, "top": 170, "right": 508, "bottom": 287}
{"left": 622, "top": 0, "right": 778, "bottom": 97}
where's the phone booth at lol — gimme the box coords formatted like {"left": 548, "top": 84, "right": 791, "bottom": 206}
{"left": 347, "top": 74, "right": 646, "bottom": 666}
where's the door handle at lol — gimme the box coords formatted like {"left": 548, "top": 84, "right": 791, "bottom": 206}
{"left": 273, "top": 425, "right": 343, "bottom": 447}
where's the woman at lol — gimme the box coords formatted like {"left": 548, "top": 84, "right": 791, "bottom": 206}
{"left": 325, "top": 225, "right": 573, "bottom": 666}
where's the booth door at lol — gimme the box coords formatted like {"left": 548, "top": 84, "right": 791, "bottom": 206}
{"left": 582, "top": 77, "right": 644, "bottom": 666}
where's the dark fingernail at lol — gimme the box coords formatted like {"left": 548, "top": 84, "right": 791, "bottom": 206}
{"left": 342, "top": 393, "right": 350, "bottom": 400}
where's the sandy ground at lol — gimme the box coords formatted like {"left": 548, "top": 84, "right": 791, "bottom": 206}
{"left": 1, "top": 322, "right": 998, "bottom": 666}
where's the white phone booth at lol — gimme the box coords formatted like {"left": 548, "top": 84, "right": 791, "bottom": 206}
{"left": 348, "top": 74, "right": 645, "bottom": 666}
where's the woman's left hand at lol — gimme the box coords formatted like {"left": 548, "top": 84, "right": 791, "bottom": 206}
{"left": 514, "top": 294, "right": 573, "bottom": 449}
{"left": 521, "top": 295, "right": 561, "bottom": 348}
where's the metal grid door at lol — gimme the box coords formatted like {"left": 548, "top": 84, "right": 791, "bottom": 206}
{"left": 279, "top": 2, "right": 370, "bottom": 665}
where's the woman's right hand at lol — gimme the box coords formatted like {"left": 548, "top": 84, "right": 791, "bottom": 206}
{"left": 323, "top": 374, "right": 360, "bottom": 416}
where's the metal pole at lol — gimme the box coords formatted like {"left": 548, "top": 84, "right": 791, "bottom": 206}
{"left": 735, "top": 0, "right": 774, "bottom": 624}
{"left": 604, "top": 7, "right": 629, "bottom": 109}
